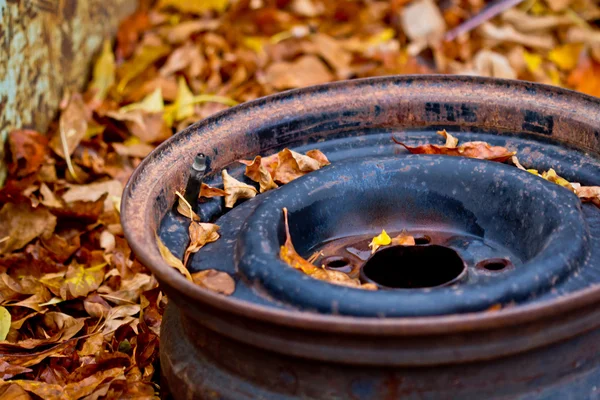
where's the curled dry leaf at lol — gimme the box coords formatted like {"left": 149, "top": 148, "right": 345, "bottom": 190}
{"left": 369, "top": 229, "right": 391, "bottom": 254}
{"left": 280, "top": 208, "right": 318, "bottom": 274}
{"left": 244, "top": 155, "right": 278, "bottom": 193}
{"left": 175, "top": 191, "right": 200, "bottom": 221}
{"left": 393, "top": 135, "right": 515, "bottom": 162}
{"left": 391, "top": 232, "right": 416, "bottom": 246}
{"left": 191, "top": 269, "right": 235, "bottom": 295}
{"left": 222, "top": 169, "right": 258, "bottom": 208}
{"left": 575, "top": 186, "right": 600, "bottom": 207}
{"left": 200, "top": 182, "right": 227, "bottom": 198}
{"left": 437, "top": 129, "right": 458, "bottom": 148}
{"left": 0, "top": 203, "right": 57, "bottom": 254}
{"left": 156, "top": 234, "right": 192, "bottom": 281}
{"left": 478, "top": 23, "right": 555, "bottom": 50}
{"left": 273, "top": 148, "right": 330, "bottom": 184}
{"left": 62, "top": 180, "right": 123, "bottom": 213}
{"left": 184, "top": 222, "right": 220, "bottom": 265}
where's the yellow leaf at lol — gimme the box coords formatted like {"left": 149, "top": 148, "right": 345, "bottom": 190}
{"left": 156, "top": 234, "right": 192, "bottom": 281}
{"left": 89, "top": 40, "right": 115, "bottom": 102}
{"left": 119, "top": 88, "right": 164, "bottom": 113}
{"left": 61, "top": 263, "right": 106, "bottom": 299}
{"left": 157, "top": 0, "right": 229, "bottom": 14}
{"left": 117, "top": 45, "right": 171, "bottom": 93}
{"left": 548, "top": 43, "right": 583, "bottom": 71}
{"left": 0, "top": 306, "right": 10, "bottom": 340}
{"left": 369, "top": 229, "right": 391, "bottom": 254}
{"left": 243, "top": 36, "right": 266, "bottom": 53}
{"left": 541, "top": 168, "right": 574, "bottom": 191}
{"left": 368, "top": 28, "right": 395, "bottom": 45}
{"left": 523, "top": 50, "right": 543, "bottom": 73}
{"left": 175, "top": 77, "right": 195, "bottom": 121}
{"left": 547, "top": 66, "right": 562, "bottom": 86}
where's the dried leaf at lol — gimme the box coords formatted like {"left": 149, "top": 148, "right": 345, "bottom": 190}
{"left": 117, "top": 45, "right": 171, "bottom": 92}
{"left": 156, "top": 235, "right": 192, "bottom": 281}
{"left": 175, "top": 191, "right": 201, "bottom": 221}
{"left": 266, "top": 55, "right": 334, "bottom": 90}
{"left": 0, "top": 306, "right": 10, "bottom": 341}
{"left": 222, "top": 169, "right": 257, "bottom": 208}
{"left": 369, "top": 229, "right": 391, "bottom": 254}
{"left": 437, "top": 129, "right": 458, "bottom": 148}
{"left": 478, "top": 23, "right": 555, "bottom": 50}
{"left": 280, "top": 208, "right": 318, "bottom": 274}
{"left": 200, "top": 183, "right": 227, "bottom": 198}
{"left": 8, "top": 130, "right": 48, "bottom": 177}
{"left": 391, "top": 232, "right": 416, "bottom": 246}
{"left": 184, "top": 222, "right": 220, "bottom": 265}
{"left": 191, "top": 269, "right": 235, "bottom": 295}
{"left": 50, "top": 93, "right": 89, "bottom": 159}
{"left": 472, "top": 50, "right": 517, "bottom": 79}
{"left": 400, "top": 0, "right": 446, "bottom": 43}
{"left": 62, "top": 180, "right": 123, "bottom": 213}
{"left": 0, "top": 203, "right": 57, "bottom": 254}
{"left": 568, "top": 56, "right": 600, "bottom": 97}
{"left": 157, "top": 0, "right": 230, "bottom": 14}
{"left": 244, "top": 156, "right": 278, "bottom": 193}
{"left": 112, "top": 141, "right": 155, "bottom": 159}
{"left": 60, "top": 263, "right": 106, "bottom": 299}
{"left": 311, "top": 269, "right": 360, "bottom": 287}
{"left": 0, "top": 361, "right": 32, "bottom": 380}
{"left": 541, "top": 168, "right": 575, "bottom": 191}
{"left": 548, "top": 43, "right": 583, "bottom": 71}
{"left": 90, "top": 40, "right": 116, "bottom": 103}
{"left": 393, "top": 136, "right": 515, "bottom": 162}
{"left": 273, "top": 148, "right": 330, "bottom": 184}
{"left": 575, "top": 186, "right": 600, "bottom": 207}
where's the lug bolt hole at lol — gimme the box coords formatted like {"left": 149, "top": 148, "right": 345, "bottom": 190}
{"left": 414, "top": 235, "right": 431, "bottom": 245}
{"left": 322, "top": 256, "right": 353, "bottom": 273}
{"left": 476, "top": 258, "right": 513, "bottom": 272}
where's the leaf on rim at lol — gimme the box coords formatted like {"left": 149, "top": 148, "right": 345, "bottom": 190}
{"left": 222, "top": 169, "right": 258, "bottom": 208}
{"left": 437, "top": 129, "right": 458, "bottom": 148}
{"left": 391, "top": 232, "right": 416, "bottom": 246}
{"left": 273, "top": 148, "right": 330, "bottom": 184}
{"left": 0, "top": 203, "right": 57, "bottom": 254}
{"left": 7, "top": 130, "right": 48, "bottom": 177}
{"left": 244, "top": 156, "right": 278, "bottom": 193}
{"left": 156, "top": 235, "right": 192, "bottom": 281}
{"left": 393, "top": 136, "right": 516, "bottom": 162}
{"left": 184, "top": 222, "right": 220, "bottom": 265}
{"left": 369, "top": 229, "right": 391, "bottom": 254}
{"left": 279, "top": 208, "right": 318, "bottom": 274}
{"left": 191, "top": 269, "right": 235, "bottom": 295}
{"left": 575, "top": 186, "right": 600, "bottom": 207}
{"left": 200, "top": 183, "right": 227, "bottom": 198}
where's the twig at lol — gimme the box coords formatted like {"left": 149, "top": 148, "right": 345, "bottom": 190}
{"left": 444, "top": 0, "right": 526, "bottom": 41}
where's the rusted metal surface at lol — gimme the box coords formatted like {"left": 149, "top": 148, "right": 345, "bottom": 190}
{"left": 121, "top": 76, "right": 600, "bottom": 398}
{"left": 0, "top": 0, "right": 136, "bottom": 167}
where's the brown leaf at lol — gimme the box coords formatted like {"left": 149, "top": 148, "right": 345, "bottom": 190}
{"left": 156, "top": 235, "right": 192, "bottom": 281}
{"left": 60, "top": 263, "right": 106, "bottom": 299}
{"left": 61, "top": 180, "right": 123, "bottom": 213}
{"left": 222, "top": 169, "right": 258, "bottom": 208}
{"left": 175, "top": 191, "right": 201, "bottom": 221}
{"left": 575, "top": 186, "right": 600, "bottom": 207}
{"left": 106, "top": 110, "right": 172, "bottom": 144}
{"left": 158, "top": 19, "right": 220, "bottom": 44}
{"left": 0, "top": 383, "right": 33, "bottom": 399}
{"left": 191, "top": 269, "right": 235, "bottom": 295}
{"left": 311, "top": 269, "right": 360, "bottom": 287}
{"left": 184, "top": 222, "right": 220, "bottom": 265}
{"left": 50, "top": 93, "right": 89, "bottom": 159}
{"left": 437, "top": 129, "right": 458, "bottom": 148}
{"left": 280, "top": 208, "right": 318, "bottom": 274}
{"left": 115, "top": 11, "right": 151, "bottom": 60}
{"left": 0, "top": 203, "right": 57, "bottom": 254}
{"left": 266, "top": 55, "right": 334, "bottom": 90}
{"left": 51, "top": 194, "right": 108, "bottom": 222}
{"left": 112, "top": 141, "right": 155, "bottom": 159}
{"left": 7, "top": 130, "right": 48, "bottom": 177}
{"left": 200, "top": 183, "right": 227, "bottom": 198}
{"left": 391, "top": 232, "right": 416, "bottom": 246}
{"left": 393, "top": 136, "right": 515, "bottom": 162}
{"left": 160, "top": 42, "right": 203, "bottom": 77}
{"left": 273, "top": 148, "right": 330, "bottom": 184}
{"left": 244, "top": 156, "right": 279, "bottom": 193}
{"left": 39, "top": 184, "right": 63, "bottom": 208}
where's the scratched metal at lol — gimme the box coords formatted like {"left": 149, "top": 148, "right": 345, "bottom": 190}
{"left": 121, "top": 76, "right": 600, "bottom": 399}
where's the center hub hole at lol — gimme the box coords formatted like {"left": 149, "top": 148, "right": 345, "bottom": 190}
{"left": 360, "top": 245, "right": 466, "bottom": 289}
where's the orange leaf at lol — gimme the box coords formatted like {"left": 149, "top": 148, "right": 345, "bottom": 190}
{"left": 393, "top": 137, "right": 515, "bottom": 162}
{"left": 279, "top": 208, "right": 318, "bottom": 274}
{"left": 191, "top": 269, "right": 235, "bottom": 295}
{"left": 244, "top": 156, "right": 278, "bottom": 193}
{"left": 200, "top": 183, "right": 228, "bottom": 198}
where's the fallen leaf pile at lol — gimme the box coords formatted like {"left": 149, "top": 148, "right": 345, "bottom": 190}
{"left": 2, "top": 0, "right": 600, "bottom": 397}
